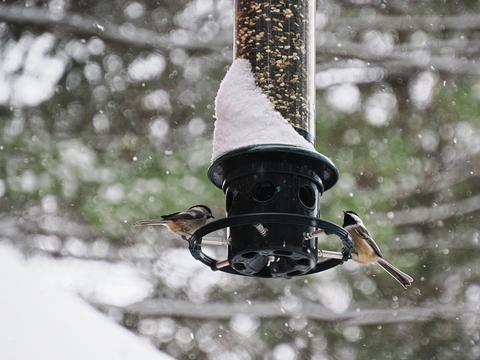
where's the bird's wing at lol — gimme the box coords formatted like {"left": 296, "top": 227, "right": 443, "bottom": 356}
{"left": 161, "top": 209, "right": 205, "bottom": 220}
{"left": 134, "top": 219, "right": 166, "bottom": 226}
{"left": 159, "top": 211, "right": 182, "bottom": 220}
{"left": 353, "top": 225, "right": 384, "bottom": 258}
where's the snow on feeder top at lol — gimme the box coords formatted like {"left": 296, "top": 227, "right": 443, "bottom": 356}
{"left": 189, "top": 0, "right": 352, "bottom": 278}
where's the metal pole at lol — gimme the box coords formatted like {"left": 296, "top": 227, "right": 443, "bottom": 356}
{"left": 235, "top": 0, "right": 316, "bottom": 143}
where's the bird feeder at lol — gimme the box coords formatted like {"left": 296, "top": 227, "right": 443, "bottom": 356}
{"left": 189, "top": 0, "right": 352, "bottom": 278}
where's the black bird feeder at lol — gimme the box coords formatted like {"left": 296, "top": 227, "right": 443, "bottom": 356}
{"left": 189, "top": 0, "right": 352, "bottom": 278}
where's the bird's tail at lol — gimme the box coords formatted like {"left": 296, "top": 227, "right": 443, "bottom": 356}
{"left": 134, "top": 219, "right": 167, "bottom": 227}
{"left": 377, "top": 258, "right": 414, "bottom": 289}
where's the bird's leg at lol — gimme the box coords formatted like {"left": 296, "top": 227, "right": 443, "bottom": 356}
{"left": 215, "top": 259, "right": 230, "bottom": 269}
{"left": 201, "top": 238, "right": 228, "bottom": 246}
{"left": 318, "top": 249, "right": 344, "bottom": 260}
{"left": 181, "top": 232, "right": 195, "bottom": 242}
{"left": 303, "top": 229, "right": 324, "bottom": 241}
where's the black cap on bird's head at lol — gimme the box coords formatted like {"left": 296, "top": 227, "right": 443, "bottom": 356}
{"left": 343, "top": 210, "right": 362, "bottom": 227}
{"left": 189, "top": 205, "right": 214, "bottom": 218}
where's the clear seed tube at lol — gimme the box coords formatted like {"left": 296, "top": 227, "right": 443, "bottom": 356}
{"left": 235, "top": 0, "right": 316, "bottom": 142}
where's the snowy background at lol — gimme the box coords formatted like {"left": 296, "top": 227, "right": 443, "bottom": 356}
{"left": 0, "top": 0, "right": 479, "bottom": 359}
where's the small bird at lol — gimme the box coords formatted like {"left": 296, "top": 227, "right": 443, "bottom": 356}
{"left": 135, "top": 205, "right": 214, "bottom": 239}
{"left": 343, "top": 211, "right": 414, "bottom": 289}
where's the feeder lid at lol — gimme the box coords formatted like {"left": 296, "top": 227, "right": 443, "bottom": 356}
{"left": 209, "top": 144, "right": 339, "bottom": 192}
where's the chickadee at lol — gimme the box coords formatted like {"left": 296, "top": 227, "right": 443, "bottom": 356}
{"left": 135, "top": 205, "right": 214, "bottom": 240}
{"left": 343, "top": 211, "right": 414, "bottom": 289}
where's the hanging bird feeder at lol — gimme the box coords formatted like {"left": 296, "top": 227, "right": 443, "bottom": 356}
{"left": 189, "top": 0, "right": 352, "bottom": 278}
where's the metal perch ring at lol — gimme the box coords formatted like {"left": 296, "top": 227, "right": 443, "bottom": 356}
{"left": 188, "top": 213, "right": 353, "bottom": 278}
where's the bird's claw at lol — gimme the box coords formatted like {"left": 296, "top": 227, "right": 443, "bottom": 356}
{"left": 303, "top": 229, "right": 324, "bottom": 241}
{"left": 342, "top": 246, "right": 353, "bottom": 262}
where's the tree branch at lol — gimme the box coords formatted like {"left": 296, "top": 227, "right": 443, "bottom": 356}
{"left": 326, "top": 14, "right": 480, "bottom": 32}
{"left": 389, "top": 229, "right": 480, "bottom": 252}
{"left": 317, "top": 37, "right": 480, "bottom": 62}
{"left": 374, "top": 193, "right": 480, "bottom": 227}
{"left": 3, "top": 5, "right": 480, "bottom": 66}
{"left": 316, "top": 55, "right": 480, "bottom": 78}
{"left": 111, "top": 298, "right": 478, "bottom": 325}
{"left": 0, "top": 5, "right": 173, "bottom": 50}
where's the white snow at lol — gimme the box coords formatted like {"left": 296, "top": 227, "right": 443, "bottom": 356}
{"left": 315, "top": 66, "right": 384, "bottom": 89}
{"left": 212, "top": 58, "right": 316, "bottom": 161}
{"left": 0, "top": 179, "right": 6, "bottom": 197}
{"left": 150, "top": 117, "right": 170, "bottom": 139}
{"left": 272, "top": 343, "right": 296, "bottom": 360}
{"left": 363, "top": 30, "right": 394, "bottom": 56}
{"left": 0, "top": 244, "right": 172, "bottom": 360}
{"left": 153, "top": 247, "right": 224, "bottom": 303}
{"left": 325, "top": 83, "right": 361, "bottom": 114}
{"left": 124, "top": 2, "right": 146, "bottom": 19}
{"left": 409, "top": 71, "right": 438, "bottom": 110}
{"left": 128, "top": 54, "right": 166, "bottom": 82}
{"left": 364, "top": 91, "right": 397, "bottom": 127}
{"left": 26, "top": 255, "right": 153, "bottom": 307}
{"left": 7, "top": 33, "right": 68, "bottom": 107}
{"left": 230, "top": 314, "right": 259, "bottom": 337}
{"left": 143, "top": 89, "right": 172, "bottom": 111}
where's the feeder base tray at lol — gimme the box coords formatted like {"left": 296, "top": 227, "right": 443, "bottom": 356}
{"left": 188, "top": 213, "right": 353, "bottom": 278}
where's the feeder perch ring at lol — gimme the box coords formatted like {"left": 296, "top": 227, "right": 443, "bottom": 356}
{"left": 188, "top": 213, "right": 353, "bottom": 278}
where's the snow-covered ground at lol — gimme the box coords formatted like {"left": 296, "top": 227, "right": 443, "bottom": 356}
{"left": 0, "top": 244, "right": 173, "bottom": 360}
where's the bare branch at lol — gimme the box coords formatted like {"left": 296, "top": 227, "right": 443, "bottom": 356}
{"left": 0, "top": 5, "right": 186, "bottom": 51}
{"left": 0, "top": 5, "right": 237, "bottom": 54}
{"left": 114, "top": 298, "right": 478, "bottom": 325}
{"left": 389, "top": 229, "right": 480, "bottom": 252}
{"left": 317, "top": 55, "right": 480, "bottom": 79}
{"left": 3, "top": 5, "right": 480, "bottom": 65}
{"left": 393, "top": 154, "right": 480, "bottom": 202}
{"left": 326, "top": 14, "right": 480, "bottom": 32}
{"left": 374, "top": 193, "right": 480, "bottom": 227}
{"left": 317, "top": 36, "right": 480, "bottom": 61}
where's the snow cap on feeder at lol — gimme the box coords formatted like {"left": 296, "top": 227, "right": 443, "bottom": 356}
{"left": 191, "top": 0, "right": 348, "bottom": 278}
